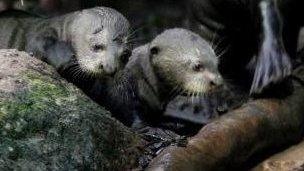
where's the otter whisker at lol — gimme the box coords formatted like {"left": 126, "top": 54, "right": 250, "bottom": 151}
{"left": 127, "top": 38, "right": 146, "bottom": 43}
{"left": 212, "top": 36, "right": 226, "bottom": 52}
{"left": 64, "top": 62, "right": 80, "bottom": 71}
{"left": 79, "top": 70, "right": 88, "bottom": 81}
{"left": 169, "top": 85, "right": 179, "bottom": 97}
{"left": 90, "top": 72, "right": 98, "bottom": 80}
{"left": 75, "top": 70, "right": 83, "bottom": 81}
{"left": 72, "top": 68, "right": 83, "bottom": 81}
{"left": 68, "top": 69, "right": 79, "bottom": 82}
{"left": 65, "top": 67, "right": 77, "bottom": 76}
{"left": 126, "top": 38, "right": 147, "bottom": 44}
{"left": 216, "top": 44, "right": 230, "bottom": 59}
{"left": 78, "top": 71, "right": 86, "bottom": 82}
{"left": 67, "top": 66, "right": 81, "bottom": 77}
{"left": 127, "top": 26, "right": 146, "bottom": 40}
{"left": 169, "top": 85, "right": 182, "bottom": 99}
{"left": 210, "top": 31, "right": 219, "bottom": 49}
{"left": 191, "top": 92, "right": 195, "bottom": 105}
{"left": 70, "top": 66, "right": 92, "bottom": 83}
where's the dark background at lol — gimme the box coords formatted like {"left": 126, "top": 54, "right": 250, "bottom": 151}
{"left": 0, "top": 0, "right": 188, "bottom": 45}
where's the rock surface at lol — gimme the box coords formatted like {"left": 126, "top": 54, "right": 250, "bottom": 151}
{"left": 0, "top": 49, "right": 141, "bottom": 170}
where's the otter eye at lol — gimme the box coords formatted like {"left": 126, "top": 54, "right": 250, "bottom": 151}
{"left": 92, "top": 44, "right": 105, "bottom": 52}
{"left": 193, "top": 64, "right": 204, "bottom": 72}
{"left": 150, "top": 47, "right": 160, "bottom": 56}
{"left": 93, "top": 26, "right": 103, "bottom": 34}
{"left": 113, "top": 35, "right": 124, "bottom": 44}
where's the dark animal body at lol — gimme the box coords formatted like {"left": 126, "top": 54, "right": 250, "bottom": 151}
{"left": 188, "top": 0, "right": 304, "bottom": 94}
{"left": 0, "top": 7, "right": 131, "bottom": 93}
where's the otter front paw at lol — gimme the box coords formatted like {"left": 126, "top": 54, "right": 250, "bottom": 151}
{"left": 250, "top": 42, "right": 292, "bottom": 94}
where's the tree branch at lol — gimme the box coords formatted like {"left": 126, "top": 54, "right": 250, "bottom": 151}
{"left": 147, "top": 66, "right": 304, "bottom": 171}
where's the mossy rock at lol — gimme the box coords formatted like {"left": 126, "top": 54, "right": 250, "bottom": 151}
{"left": 0, "top": 49, "right": 141, "bottom": 170}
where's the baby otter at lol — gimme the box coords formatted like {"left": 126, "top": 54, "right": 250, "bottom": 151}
{"left": 0, "top": 7, "right": 131, "bottom": 91}
{"left": 100, "top": 28, "right": 224, "bottom": 127}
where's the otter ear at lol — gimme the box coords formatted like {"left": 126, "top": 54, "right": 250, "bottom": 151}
{"left": 150, "top": 46, "right": 160, "bottom": 56}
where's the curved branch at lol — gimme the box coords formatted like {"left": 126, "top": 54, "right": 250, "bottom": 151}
{"left": 147, "top": 67, "right": 304, "bottom": 171}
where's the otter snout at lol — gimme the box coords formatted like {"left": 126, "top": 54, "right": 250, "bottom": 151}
{"left": 103, "top": 63, "right": 118, "bottom": 76}
{"left": 100, "top": 44, "right": 131, "bottom": 76}
{"left": 203, "top": 71, "right": 224, "bottom": 89}
{"left": 103, "top": 49, "right": 119, "bottom": 76}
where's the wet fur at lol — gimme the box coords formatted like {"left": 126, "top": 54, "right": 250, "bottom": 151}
{"left": 0, "top": 7, "right": 130, "bottom": 94}
{"left": 101, "top": 29, "right": 223, "bottom": 127}
{"left": 93, "top": 45, "right": 162, "bottom": 126}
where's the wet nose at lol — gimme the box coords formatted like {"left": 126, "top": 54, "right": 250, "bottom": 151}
{"left": 98, "top": 64, "right": 104, "bottom": 70}
{"left": 103, "top": 64, "right": 117, "bottom": 76}
{"left": 210, "top": 75, "right": 224, "bottom": 88}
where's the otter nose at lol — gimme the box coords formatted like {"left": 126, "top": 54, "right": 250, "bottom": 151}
{"left": 98, "top": 64, "right": 104, "bottom": 70}
{"left": 210, "top": 75, "right": 224, "bottom": 88}
{"left": 103, "top": 64, "right": 117, "bottom": 76}
{"left": 203, "top": 70, "right": 224, "bottom": 89}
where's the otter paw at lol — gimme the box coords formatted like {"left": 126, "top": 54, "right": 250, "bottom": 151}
{"left": 138, "top": 127, "right": 187, "bottom": 154}
{"left": 250, "top": 44, "right": 292, "bottom": 94}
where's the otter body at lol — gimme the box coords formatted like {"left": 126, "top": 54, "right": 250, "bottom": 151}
{"left": 188, "top": 0, "right": 304, "bottom": 94}
{"left": 100, "top": 28, "right": 224, "bottom": 127}
{"left": 0, "top": 10, "right": 42, "bottom": 50}
{"left": 0, "top": 7, "right": 131, "bottom": 92}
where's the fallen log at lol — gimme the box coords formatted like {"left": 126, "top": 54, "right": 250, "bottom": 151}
{"left": 253, "top": 140, "right": 304, "bottom": 171}
{"left": 147, "top": 66, "right": 304, "bottom": 171}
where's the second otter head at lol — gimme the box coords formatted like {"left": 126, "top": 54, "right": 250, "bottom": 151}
{"left": 150, "top": 28, "right": 223, "bottom": 96}
{"left": 69, "top": 7, "right": 131, "bottom": 77}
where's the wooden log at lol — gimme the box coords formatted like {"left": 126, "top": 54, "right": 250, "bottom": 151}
{"left": 147, "top": 66, "right": 304, "bottom": 171}
{"left": 253, "top": 141, "right": 304, "bottom": 171}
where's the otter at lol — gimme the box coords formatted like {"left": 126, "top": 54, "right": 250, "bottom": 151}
{"left": 0, "top": 7, "right": 131, "bottom": 92}
{"left": 188, "top": 0, "right": 304, "bottom": 94}
{"left": 94, "top": 28, "right": 224, "bottom": 127}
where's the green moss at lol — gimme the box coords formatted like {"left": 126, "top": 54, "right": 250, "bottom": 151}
{"left": 0, "top": 70, "right": 79, "bottom": 139}
{"left": 0, "top": 67, "right": 140, "bottom": 170}
{"left": 0, "top": 108, "right": 7, "bottom": 120}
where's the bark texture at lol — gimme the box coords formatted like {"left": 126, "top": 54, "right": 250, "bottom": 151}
{"left": 253, "top": 141, "right": 304, "bottom": 171}
{"left": 147, "top": 67, "right": 304, "bottom": 171}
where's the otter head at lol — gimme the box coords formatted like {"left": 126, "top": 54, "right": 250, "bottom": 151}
{"left": 150, "top": 28, "right": 223, "bottom": 97}
{"left": 69, "top": 7, "right": 131, "bottom": 77}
